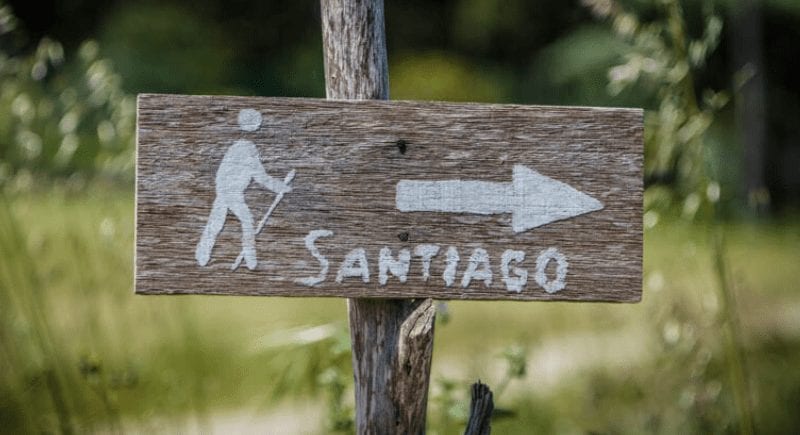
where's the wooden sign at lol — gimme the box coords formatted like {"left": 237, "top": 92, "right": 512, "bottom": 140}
{"left": 136, "top": 94, "right": 642, "bottom": 301}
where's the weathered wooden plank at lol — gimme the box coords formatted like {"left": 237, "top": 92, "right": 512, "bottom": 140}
{"left": 135, "top": 94, "right": 642, "bottom": 301}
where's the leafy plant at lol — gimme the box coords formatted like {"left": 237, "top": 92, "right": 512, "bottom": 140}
{"left": 584, "top": 0, "right": 754, "bottom": 433}
{"left": 429, "top": 343, "right": 529, "bottom": 434}
{"left": 583, "top": 0, "right": 728, "bottom": 219}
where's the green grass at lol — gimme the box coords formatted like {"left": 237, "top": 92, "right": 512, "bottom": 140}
{"left": 1, "top": 188, "right": 799, "bottom": 433}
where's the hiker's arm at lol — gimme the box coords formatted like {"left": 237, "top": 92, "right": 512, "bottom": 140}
{"left": 253, "top": 162, "right": 291, "bottom": 194}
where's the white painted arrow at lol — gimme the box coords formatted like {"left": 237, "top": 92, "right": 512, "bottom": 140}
{"left": 395, "top": 164, "right": 603, "bottom": 233}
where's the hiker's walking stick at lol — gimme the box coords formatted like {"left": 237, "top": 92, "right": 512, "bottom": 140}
{"left": 231, "top": 169, "right": 296, "bottom": 270}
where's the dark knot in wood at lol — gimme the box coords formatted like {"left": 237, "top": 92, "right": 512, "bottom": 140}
{"left": 396, "top": 139, "right": 408, "bottom": 154}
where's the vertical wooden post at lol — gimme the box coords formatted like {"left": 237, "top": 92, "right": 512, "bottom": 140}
{"left": 320, "top": 1, "right": 437, "bottom": 433}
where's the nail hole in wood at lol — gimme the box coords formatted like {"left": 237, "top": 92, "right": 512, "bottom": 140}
{"left": 398, "top": 231, "right": 409, "bottom": 242}
{"left": 396, "top": 139, "right": 408, "bottom": 155}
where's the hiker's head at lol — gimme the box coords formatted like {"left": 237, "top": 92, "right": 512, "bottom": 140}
{"left": 238, "top": 108, "right": 262, "bottom": 132}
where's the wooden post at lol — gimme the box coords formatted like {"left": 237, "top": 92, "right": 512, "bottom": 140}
{"left": 320, "top": 0, "right": 437, "bottom": 433}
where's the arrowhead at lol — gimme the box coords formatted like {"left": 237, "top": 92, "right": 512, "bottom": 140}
{"left": 511, "top": 164, "right": 603, "bottom": 233}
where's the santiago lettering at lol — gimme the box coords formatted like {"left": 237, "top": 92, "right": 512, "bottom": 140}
{"left": 296, "top": 230, "right": 569, "bottom": 294}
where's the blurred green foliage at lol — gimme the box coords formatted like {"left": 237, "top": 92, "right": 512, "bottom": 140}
{"left": 0, "top": 4, "right": 134, "bottom": 190}
{"left": 2, "top": 190, "right": 798, "bottom": 433}
{"left": 100, "top": 4, "right": 235, "bottom": 95}
{"left": 391, "top": 51, "right": 511, "bottom": 102}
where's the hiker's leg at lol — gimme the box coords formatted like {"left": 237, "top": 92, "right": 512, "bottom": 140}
{"left": 196, "top": 196, "right": 228, "bottom": 266}
{"left": 229, "top": 197, "right": 257, "bottom": 270}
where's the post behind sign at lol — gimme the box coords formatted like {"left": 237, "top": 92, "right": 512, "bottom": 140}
{"left": 320, "top": 0, "right": 437, "bottom": 433}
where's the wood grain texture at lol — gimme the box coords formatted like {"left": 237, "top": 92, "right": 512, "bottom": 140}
{"left": 321, "top": 0, "right": 388, "bottom": 100}
{"left": 135, "top": 94, "right": 643, "bottom": 302}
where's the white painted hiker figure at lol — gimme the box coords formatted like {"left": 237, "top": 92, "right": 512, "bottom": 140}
{"left": 195, "top": 108, "right": 294, "bottom": 271}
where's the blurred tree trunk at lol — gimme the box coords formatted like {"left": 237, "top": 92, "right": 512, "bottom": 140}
{"left": 730, "top": 0, "right": 769, "bottom": 213}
